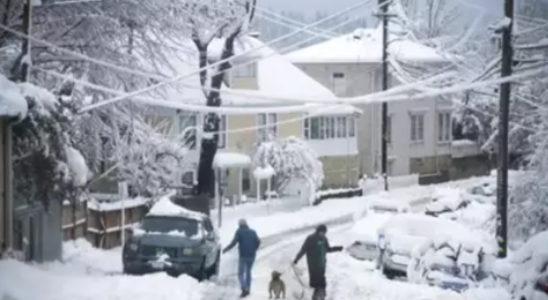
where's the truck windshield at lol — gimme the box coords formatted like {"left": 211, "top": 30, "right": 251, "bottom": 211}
{"left": 141, "top": 216, "right": 200, "bottom": 236}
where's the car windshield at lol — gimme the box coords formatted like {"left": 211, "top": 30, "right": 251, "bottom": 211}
{"left": 141, "top": 216, "right": 200, "bottom": 237}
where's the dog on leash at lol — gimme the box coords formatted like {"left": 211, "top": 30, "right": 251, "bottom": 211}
{"left": 268, "top": 270, "right": 286, "bottom": 299}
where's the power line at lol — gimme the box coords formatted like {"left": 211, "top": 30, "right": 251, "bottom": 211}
{"left": 82, "top": 0, "right": 379, "bottom": 112}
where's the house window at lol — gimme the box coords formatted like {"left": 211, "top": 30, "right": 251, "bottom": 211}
{"left": 336, "top": 116, "right": 346, "bottom": 138}
{"left": 332, "top": 72, "right": 346, "bottom": 96}
{"left": 257, "top": 113, "right": 277, "bottom": 142}
{"left": 179, "top": 113, "right": 198, "bottom": 149}
{"left": 182, "top": 171, "right": 195, "bottom": 186}
{"left": 348, "top": 116, "right": 355, "bottom": 137}
{"left": 410, "top": 114, "right": 425, "bottom": 142}
{"left": 437, "top": 112, "right": 451, "bottom": 142}
{"left": 218, "top": 115, "right": 227, "bottom": 149}
{"left": 305, "top": 116, "right": 355, "bottom": 140}
{"left": 232, "top": 62, "right": 257, "bottom": 78}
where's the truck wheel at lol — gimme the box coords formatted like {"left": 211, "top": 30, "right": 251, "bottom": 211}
{"left": 195, "top": 258, "right": 207, "bottom": 282}
{"left": 208, "top": 251, "right": 221, "bottom": 279}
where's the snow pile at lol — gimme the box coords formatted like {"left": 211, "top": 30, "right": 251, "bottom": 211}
{"left": 0, "top": 258, "right": 205, "bottom": 300}
{"left": 425, "top": 187, "right": 470, "bottom": 216}
{"left": 360, "top": 174, "right": 420, "bottom": 196}
{"left": 0, "top": 74, "right": 28, "bottom": 117}
{"left": 213, "top": 152, "right": 251, "bottom": 168}
{"left": 324, "top": 252, "right": 510, "bottom": 300}
{"left": 38, "top": 239, "right": 122, "bottom": 275}
{"left": 65, "top": 146, "right": 90, "bottom": 186}
{"left": 253, "top": 165, "right": 275, "bottom": 180}
{"left": 147, "top": 196, "right": 205, "bottom": 220}
{"left": 502, "top": 231, "right": 548, "bottom": 296}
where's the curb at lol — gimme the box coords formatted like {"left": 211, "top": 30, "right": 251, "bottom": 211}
{"left": 258, "top": 214, "right": 354, "bottom": 249}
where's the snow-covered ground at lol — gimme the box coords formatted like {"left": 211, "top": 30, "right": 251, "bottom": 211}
{"left": 0, "top": 174, "right": 515, "bottom": 300}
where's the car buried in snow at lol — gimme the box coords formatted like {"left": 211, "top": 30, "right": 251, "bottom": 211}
{"left": 122, "top": 197, "right": 221, "bottom": 280}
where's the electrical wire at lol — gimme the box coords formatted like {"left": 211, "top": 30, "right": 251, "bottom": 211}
{"left": 83, "top": 0, "right": 381, "bottom": 112}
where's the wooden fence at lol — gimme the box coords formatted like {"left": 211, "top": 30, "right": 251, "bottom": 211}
{"left": 86, "top": 198, "right": 149, "bottom": 249}
{"left": 60, "top": 197, "right": 150, "bottom": 249}
{"left": 61, "top": 200, "right": 87, "bottom": 241}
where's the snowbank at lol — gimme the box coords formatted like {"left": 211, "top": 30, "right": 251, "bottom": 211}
{"left": 324, "top": 252, "right": 510, "bottom": 300}
{"left": 213, "top": 152, "right": 251, "bottom": 168}
{"left": 360, "top": 174, "right": 419, "bottom": 195}
{"left": 0, "top": 74, "right": 28, "bottom": 117}
{"left": 0, "top": 258, "right": 205, "bottom": 300}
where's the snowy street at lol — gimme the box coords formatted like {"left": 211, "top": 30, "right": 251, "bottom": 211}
{"left": 0, "top": 175, "right": 515, "bottom": 300}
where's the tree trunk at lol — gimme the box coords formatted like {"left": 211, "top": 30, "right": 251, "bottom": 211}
{"left": 195, "top": 31, "right": 240, "bottom": 198}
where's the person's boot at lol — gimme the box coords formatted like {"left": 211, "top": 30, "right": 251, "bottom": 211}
{"left": 240, "top": 289, "right": 246, "bottom": 298}
{"left": 243, "top": 289, "right": 250, "bottom": 297}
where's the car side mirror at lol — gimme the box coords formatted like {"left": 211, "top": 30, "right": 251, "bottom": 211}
{"left": 206, "top": 232, "right": 215, "bottom": 240}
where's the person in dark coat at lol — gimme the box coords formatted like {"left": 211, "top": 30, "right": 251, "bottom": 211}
{"left": 293, "top": 224, "right": 343, "bottom": 300}
{"left": 223, "top": 219, "right": 261, "bottom": 298}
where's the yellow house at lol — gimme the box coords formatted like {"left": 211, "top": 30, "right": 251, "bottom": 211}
{"left": 144, "top": 33, "right": 361, "bottom": 201}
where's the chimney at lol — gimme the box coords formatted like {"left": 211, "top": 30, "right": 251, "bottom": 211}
{"left": 248, "top": 31, "right": 260, "bottom": 39}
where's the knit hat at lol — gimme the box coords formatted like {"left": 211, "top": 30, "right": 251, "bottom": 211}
{"left": 316, "top": 224, "right": 327, "bottom": 233}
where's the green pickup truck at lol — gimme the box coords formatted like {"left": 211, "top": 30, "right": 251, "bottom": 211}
{"left": 122, "top": 197, "right": 221, "bottom": 280}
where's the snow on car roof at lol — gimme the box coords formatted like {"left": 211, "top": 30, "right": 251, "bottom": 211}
{"left": 380, "top": 214, "right": 493, "bottom": 252}
{"left": 147, "top": 196, "right": 205, "bottom": 220}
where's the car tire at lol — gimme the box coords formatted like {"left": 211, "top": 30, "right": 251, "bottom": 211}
{"left": 382, "top": 267, "right": 396, "bottom": 279}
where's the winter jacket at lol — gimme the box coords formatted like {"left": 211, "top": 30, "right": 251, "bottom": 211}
{"left": 224, "top": 226, "right": 261, "bottom": 259}
{"left": 293, "top": 232, "right": 342, "bottom": 288}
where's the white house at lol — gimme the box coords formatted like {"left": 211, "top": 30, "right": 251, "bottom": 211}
{"left": 286, "top": 25, "right": 455, "bottom": 181}
{"left": 142, "top": 33, "right": 361, "bottom": 200}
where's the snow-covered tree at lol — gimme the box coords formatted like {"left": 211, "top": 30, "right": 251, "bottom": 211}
{"left": 508, "top": 0, "right": 548, "bottom": 241}
{"left": 1, "top": 0, "right": 200, "bottom": 195}
{"left": 187, "top": 0, "right": 257, "bottom": 198}
{"left": 252, "top": 136, "right": 324, "bottom": 194}
{"left": 4, "top": 75, "right": 89, "bottom": 208}
{"left": 114, "top": 120, "right": 188, "bottom": 197}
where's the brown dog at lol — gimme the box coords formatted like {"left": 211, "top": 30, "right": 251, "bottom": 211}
{"left": 268, "top": 270, "right": 286, "bottom": 299}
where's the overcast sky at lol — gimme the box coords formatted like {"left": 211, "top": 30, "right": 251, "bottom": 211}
{"left": 260, "top": 0, "right": 503, "bottom": 17}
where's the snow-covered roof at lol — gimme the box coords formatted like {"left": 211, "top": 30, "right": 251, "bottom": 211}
{"left": 139, "top": 35, "right": 360, "bottom": 115}
{"left": 0, "top": 74, "right": 28, "bottom": 118}
{"left": 286, "top": 25, "right": 449, "bottom": 64}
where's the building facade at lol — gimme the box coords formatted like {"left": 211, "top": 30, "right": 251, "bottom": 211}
{"left": 145, "top": 34, "right": 360, "bottom": 201}
{"left": 287, "top": 26, "right": 455, "bottom": 181}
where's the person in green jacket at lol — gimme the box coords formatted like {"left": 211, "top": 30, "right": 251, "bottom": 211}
{"left": 293, "top": 224, "right": 343, "bottom": 300}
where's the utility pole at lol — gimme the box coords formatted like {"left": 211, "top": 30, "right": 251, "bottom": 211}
{"left": 496, "top": 0, "right": 514, "bottom": 259}
{"left": 376, "top": 0, "right": 391, "bottom": 191}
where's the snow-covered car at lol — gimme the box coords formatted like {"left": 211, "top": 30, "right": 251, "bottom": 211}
{"left": 503, "top": 231, "right": 548, "bottom": 300}
{"left": 122, "top": 197, "right": 221, "bottom": 280}
{"left": 378, "top": 214, "right": 492, "bottom": 280}
{"left": 407, "top": 239, "right": 491, "bottom": 292}
{"left": 346, "top": 200, "right": 410, "bottom": 262}
{"left": 425, "top": 187, "right": 470, "bottom": 217}
{"left": 465, "top": 182, "right": 496, "bottom": 204}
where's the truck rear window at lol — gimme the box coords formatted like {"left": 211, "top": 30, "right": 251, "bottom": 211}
{"left": 141, "top": 216, "right": 200, "bottom": 236}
